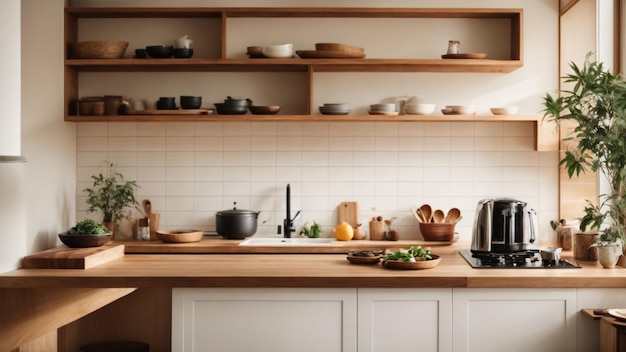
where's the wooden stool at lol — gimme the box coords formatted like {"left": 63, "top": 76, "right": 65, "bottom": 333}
{"left": 583, "top": 308, "right": 626, "bottom": 352}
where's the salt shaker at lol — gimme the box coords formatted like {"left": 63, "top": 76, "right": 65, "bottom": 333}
{"left": 447, "top": 40, "right": 460, "bottom": 54}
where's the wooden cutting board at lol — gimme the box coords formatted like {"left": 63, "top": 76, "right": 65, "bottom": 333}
{"left": 21, "top": 243, "right": 125, "bottom": 269}
{"left": 338, "top": 202, "right": 359, "bottom": 228}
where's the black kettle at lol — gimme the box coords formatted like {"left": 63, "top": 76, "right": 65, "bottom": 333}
{"left": 471, "top": 198, "right": 537, "bottom": 253}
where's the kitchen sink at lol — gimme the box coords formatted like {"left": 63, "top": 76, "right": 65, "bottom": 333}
{"left": 238, "top": 237, "right": 335, "bottom": 246}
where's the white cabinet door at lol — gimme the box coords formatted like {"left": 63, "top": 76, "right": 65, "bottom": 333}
{"left": 358, "top": 288, "right": 453, "bottom": 352}
{"left": 172, "top": 288, "right": 357, "bottom": 352}
{"left": 453, "top": 288, "right": 577, "bottom": 352}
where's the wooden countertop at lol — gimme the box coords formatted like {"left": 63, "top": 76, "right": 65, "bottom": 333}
{"left": 1, "top": 241, "right": 625, "bottom": 289}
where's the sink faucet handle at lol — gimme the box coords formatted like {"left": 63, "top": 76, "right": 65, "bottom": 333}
{"left": 291, "top": 210, "right": 301, "bottom": 222}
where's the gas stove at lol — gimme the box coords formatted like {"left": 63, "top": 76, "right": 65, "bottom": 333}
{"left": 458, "top": 249, "right": 580, "bottom": 269}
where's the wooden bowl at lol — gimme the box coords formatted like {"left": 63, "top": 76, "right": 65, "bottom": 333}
{"left": 58, "top": 233, "right": 112, "bottom": 248}
{"left": 382, "top": 255, "right": 441, "bottom": 270}
{"left": 419, "top": 223, "right": 455, "bottom": 241}
{"left": 249, "top": 105, "right": 281, "bottom": 115}
{"left": 74, "top": 41, "right": 128, "bottom": 59}
{"left": 156, "top": 230, "right": 203, "bottom": 243}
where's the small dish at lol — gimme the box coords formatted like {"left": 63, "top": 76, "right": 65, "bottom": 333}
{"left": 490, "top": 107, "right": 519, "bottom": 115}
{"left": 446, "top": 105, "right": 476, "bottom": 115}
{"left": 608, "top": 309, "right": 626, "bottom": 320}
{"left": 347, "top": 253, "right": 381, "bottom": 265}
{"left": 382, "top": 255, "right": 441, "bottom": 270}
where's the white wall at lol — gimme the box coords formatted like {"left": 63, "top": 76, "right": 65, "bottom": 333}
{"left": 0, "top": 0, "right": 75, "bottom": 273}
{"left": 69, "top": 0, "right": 560, "bottom": 242}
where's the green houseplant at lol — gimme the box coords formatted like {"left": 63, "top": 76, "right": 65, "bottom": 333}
{"left": 84, "top": 163, "right": 139, "bottom": 232}
{"left": 543, "top": 54, "right": 626, "bottom": 265}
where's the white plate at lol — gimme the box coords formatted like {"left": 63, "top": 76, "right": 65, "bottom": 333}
{"left": 607, "top": 308, "right": 626, "bottom": 320}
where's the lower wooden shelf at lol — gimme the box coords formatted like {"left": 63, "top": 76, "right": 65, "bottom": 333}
{"left": 65, "top": 113, "right": 538, "bottom": 122}
{"left": 65, "top": 114, "right": 557, "bottom": 151}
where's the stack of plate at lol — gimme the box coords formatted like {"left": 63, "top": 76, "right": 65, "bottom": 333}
{"left": 319, "top": 103, "right": 351, "bottom": 115}
{"left": 369, "top": 103, "right": 397, "bottom": 116}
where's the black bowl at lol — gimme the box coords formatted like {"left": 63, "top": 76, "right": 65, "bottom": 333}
{"left": 58, "top": 233, "right": 112, "bottom": 248}
{"left": 134, "top": 48, "right": 147, "bottom": 58}
{"left": 215, "top": 103, "right": 247, "bottom": 115}
{"left": 173, "top": 48, "right": 194, "bottom": 58}
{"left": 180, "top": 96, "right": 202, "bottom": 109}
{"left": 146, "top": 45, "right": 174, "bottom": 58}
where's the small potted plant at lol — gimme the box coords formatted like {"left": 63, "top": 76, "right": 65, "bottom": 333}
{"left": 300, "top": 221, "right": 323, "bottom": 238}
{"left": 84, "top": 163, "right": 139, "bottom": 236}
{"left": 59, "top": 218, "right": 112, "bottom": 248}
{"left": 543, "top": 53, "right": 626, "bottom": 267}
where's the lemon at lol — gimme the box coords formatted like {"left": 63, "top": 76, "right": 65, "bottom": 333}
{"left": 335, "top": 222, "right": 354, "bottom": 241}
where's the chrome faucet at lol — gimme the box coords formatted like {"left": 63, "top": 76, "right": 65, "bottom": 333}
{"left": 283, "top": 183, "right": 301, "bottom": 238}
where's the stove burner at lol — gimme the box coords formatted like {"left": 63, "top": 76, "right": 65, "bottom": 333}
{"left": 458, "top": 249, "right": 580, "bottom": 269}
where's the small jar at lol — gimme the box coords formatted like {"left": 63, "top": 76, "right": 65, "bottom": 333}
{"left": 447, "top": 40, "right": 460, "bottom": 54}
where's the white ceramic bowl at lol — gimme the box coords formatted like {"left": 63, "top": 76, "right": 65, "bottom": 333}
{"left": 262, "top": 43, "right": 294, "bottom": 58}
{"left": 370, "top": 103, "right": 396, "bottom": 112}
{"left": 405, "top": 103, "right": 435, "bottom": 115}
{"left": 490, "top": 106, "right": 519, "bottom": 115}
{"left": 446, "top": 105, "right": 476, "bottom": 115}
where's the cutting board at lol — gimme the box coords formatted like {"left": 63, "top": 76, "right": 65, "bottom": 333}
{"left": 21, "top": 243, "right": 125, "bottom": 269}
{"left": 338, "top": 202, "right": 359, "bottom": 228}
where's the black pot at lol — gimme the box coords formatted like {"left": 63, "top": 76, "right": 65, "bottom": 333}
{"left": 216, "top": 202, "right": 260, "bottom": 239}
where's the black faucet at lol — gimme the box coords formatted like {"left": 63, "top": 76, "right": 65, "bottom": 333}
{"left": 283, "top": 183, "right": 301, "bottom": 238}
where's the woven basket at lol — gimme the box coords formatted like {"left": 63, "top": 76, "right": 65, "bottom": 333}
{"left": 74, "top": 41, "right": 128, "bottom": 59}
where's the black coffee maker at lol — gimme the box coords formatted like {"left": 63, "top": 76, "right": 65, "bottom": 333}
{"left": 471, "top": 198, "right": 537, "bottom": 253}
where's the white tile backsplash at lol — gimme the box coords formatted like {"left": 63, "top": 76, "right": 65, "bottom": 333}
{"left": 76, "top": 121, "right": 559, "bottom": 241}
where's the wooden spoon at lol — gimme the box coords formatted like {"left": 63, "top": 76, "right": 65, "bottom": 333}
{"left": 445, "top": 207, "right": 461, "bottom": 224}
{"left": 410, "top": 207, "right": 426, "bottom": 223}
{"left": 419, "top": 204, "right": 432, "bottom": 223}
{"left": 433, "top": 209, "right": 445, "bottom": 223}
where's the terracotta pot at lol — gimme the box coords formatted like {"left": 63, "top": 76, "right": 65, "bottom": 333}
{"left": 103, "top": 221, "right": 117, "bottom": 238}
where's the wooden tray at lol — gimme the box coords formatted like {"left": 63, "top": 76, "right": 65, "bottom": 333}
{"left": 126, "top": 109, "right": 213, "bottom": 115}
{"left": 315, "top": 43, "right": 364, "bottom": 52}
{"left": 296, "top": 50, "right": 366, "bottom": 59}
{"left": 22, "top": 243, "right": 124, "bottom": 269}
{"left": 382, "top": 255, "right": 441, "bottom": 270}
{"left": 441, "top": 53, "right": 488, "bottom": 59}
{"left": 156, "top": 230, "right": 204, "bottom": 243}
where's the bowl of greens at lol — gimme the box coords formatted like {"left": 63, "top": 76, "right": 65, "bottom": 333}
{"left": 58, "top": 219, "right": 112, "bottom": 248}
{"left": 381, "top": 245, "right": 440, "bottom": 270}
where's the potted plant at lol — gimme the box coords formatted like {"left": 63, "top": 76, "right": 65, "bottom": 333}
{"left": 543, "top": 53, "right": 626, "bottom": 267}
{"left": 58, "top": 218, "right": 112, "bottom": 248}
{"left": 84, "top": 163, "right": 139, "bottom": 235}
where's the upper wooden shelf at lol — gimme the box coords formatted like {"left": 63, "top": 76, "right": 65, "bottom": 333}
{"left": 65, "top": 58, "right": 523, "bottom": 73}
{"left": 65, "top": 7, "right": 523, "bottom": 19}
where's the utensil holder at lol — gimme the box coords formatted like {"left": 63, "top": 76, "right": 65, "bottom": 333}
{"left": 369, "top": 219, "right": 385, "bottom": 241}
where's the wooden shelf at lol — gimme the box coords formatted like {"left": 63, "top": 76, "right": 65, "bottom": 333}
{"left": 66, "top": 114, "right": 553, "bottom": 151}
{"left": 64, "top": 6, "right": 525, "bottom": 121}
{"left": 66, "top": 7, "right": 522, "bottom": 20}
{"left": 66, "top": 58, "right": 522, "bottom": 73}
{"left": 65, "top": 114, "right": 538, "bottom": 122}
